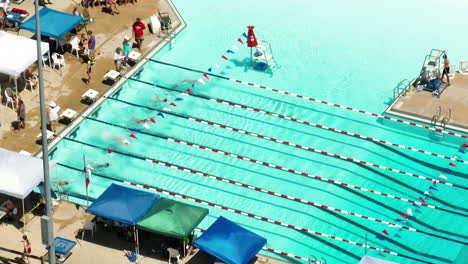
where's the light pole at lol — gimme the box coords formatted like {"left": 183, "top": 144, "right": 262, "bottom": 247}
{"left": 34, "top": 2, "right": 56, "bottom": 263}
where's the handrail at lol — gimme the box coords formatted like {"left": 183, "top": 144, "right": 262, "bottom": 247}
{"left": 431, "top": 106, "right": 441, "bottom": 127}
{"left": 440, "top": 108, "right": 451, "bottom": 129}
{"left": 393, "top": 78, "right": 411, "bottom": 100}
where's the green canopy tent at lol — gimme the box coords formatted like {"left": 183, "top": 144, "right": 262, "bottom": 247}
{"left": 137, "top": 197, "right": 209, "bottom": 257}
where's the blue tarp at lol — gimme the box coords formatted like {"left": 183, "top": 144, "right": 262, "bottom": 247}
{"left": 194, "top": 216, "right": 266, "bottom": 264}
{"left": 20, "top": 7, "right": 83, "bottom": 39}
{"left": 87, "top": 183, "right": 160, "bottom": 225}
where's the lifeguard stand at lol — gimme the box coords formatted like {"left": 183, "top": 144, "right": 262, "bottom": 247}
{"left": 417, "top": 49, "right": 446, "bottom": 83}
{"left": 247, "top": 26, "right": 277, "bottom": 75}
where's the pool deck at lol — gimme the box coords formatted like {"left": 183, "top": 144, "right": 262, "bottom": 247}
{"left": 0, "top": 201, "right": 291, "bottom": 264}
{"left": 386, "top": 73, "right": 468, "bottom": 133}
{"left": 0, "top": 1, "right": 294, "bottom": 263}
{"left": 0, "top": 0, "right": 181, "bottom": 154}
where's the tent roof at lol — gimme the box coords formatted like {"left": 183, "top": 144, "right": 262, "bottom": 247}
{"left": 194, "top": 217, "right": 266, "bottom": 264}
{"left": 137, "top": 197, "right": 208, "bottom": 239}
{"left": 87, "top": 183, "right": 160, "bottom": 225}
{"left": 20, "top": 7, "right": 83, "bottom": 39}
{"left": 0, "top": 31, "right": 49, "bottom": 78}
{"left": 0, "top": 148, "right": 56, "bottom": 199}
{"left": 358, "top": 256, "right": 399, "bottom": 264}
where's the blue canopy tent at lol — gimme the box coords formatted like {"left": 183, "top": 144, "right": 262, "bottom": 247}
{"left": 87, "top": 183, "right": 160, "bottom": 256}
{"left": 194, "top": 217, "right": 267, "bottom": 264}
{"left": 20, "top": 7, "right": 83, "bottom": 39}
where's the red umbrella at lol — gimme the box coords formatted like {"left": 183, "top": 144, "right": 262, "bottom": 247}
{"left": 247, "top": 26, "right": 258, "bottom": 47}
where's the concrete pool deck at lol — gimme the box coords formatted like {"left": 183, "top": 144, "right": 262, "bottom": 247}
{"left": 0, "top": 201, "right": 290, "bottom": 264}
{"left": 386, "top": 73, "right": 468, "bottom": 134}
{"left": 0, "top": 0, "right": 181, "bottom": 154}
{"left": 0, "top": 1, "right": 294, "bottom": 263}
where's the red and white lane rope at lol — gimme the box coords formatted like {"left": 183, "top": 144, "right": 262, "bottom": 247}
{"left": 85, "top": 114, "right": 438, "bottom": 209}
{"left": 194, "top": 228, "right": 324, "bottom": 264}
{"left": 148, "top": 59, "right": 468, "bottom": 140}
{"left": 165, "top": 137, "right": 436, "bottom": 208}
{"left": 124, "top": 181, "right": 401, "bottom": 257}
{"left": 206, "top": 99, "right": 461, "bottom": 188}
{"left": 135, "top": 154, "right": 416, "bottom": 231}
{"left": 154, "top": 90, "right": 467, "bottom": 164}
{"left": 199, "top": 104, "right": 467, "bottom": 164}
{"left": 162, "top": 96, "right": 454, "bottom": 188}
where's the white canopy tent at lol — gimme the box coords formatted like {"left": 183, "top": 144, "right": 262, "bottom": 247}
{"left": 0, "top": 31, "right": 50, "bottom": 89}
{"left": 358, "top": 256, "right": 399, "bottom": 264}
{"left": 0, "top": 148, "right": 56, "bottom": 230}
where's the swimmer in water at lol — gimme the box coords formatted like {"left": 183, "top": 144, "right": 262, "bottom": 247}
{"left": 113, "top": 136, "right": 131, "bottom": 145}
{"left": 153, "top": 95, "right": 167, "bottom": 102}
{"left": 101, "top": 130, "right": 131, "bottom": 145}
{"left": 131, "top": 118, "right": 147, "bottom": 123}
{"left": 181, "top": 79, "right": 196, "bottom": 84}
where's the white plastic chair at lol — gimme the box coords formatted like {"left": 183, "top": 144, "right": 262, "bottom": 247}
{"left": 56, "top": 38, "right": 67, "bottom": 53}
{"left": 23, "top": 72, "right": 37, "bottom": 92}
{"left": 167, "top": 248, "right": 180, "bottom": 263}
{"left": 4, "top": 87, "right": 16, "bottom": 110}
{"left": 69, "top": 35, "right": 80, "bottom": 57}
{"left": 81, "top": 221, "right": 96, "bottom": 240}
{"left": 150, "top": 16, "right": 161, "bottom": 35}
{"left": 52, "top": 53, "right": 65, "bottom": 75}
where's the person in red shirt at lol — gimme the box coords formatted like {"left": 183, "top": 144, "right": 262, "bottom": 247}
{"left": 132, "top": 18, "right": 146, "bottom": 51}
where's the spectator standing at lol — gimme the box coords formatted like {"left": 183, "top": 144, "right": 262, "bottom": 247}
{"left": 16, "top": 97, "right": 26, "bottom": 131}
{"left": 79, "top": 33, "right": 88, "bottom": 55}
{"left": 114, "top": 47, "right": 125, "bottom": 71}
{"left": 122, "top": 36, "right": 132, "bottom": 66}
{"left": 132, "top": 18, "right": 145, "bottom": 51}
{"left": 441, "top": 54, "right": 451, "bottom": 85}
{"left": 22, "top": 235, "right": 31, "bottom": 264}
{"left": 72, "top": 6, "right": 83, "bottom": 18}
{"left": 87, "top": 30, "right": 96, "bottom": 59}
{"left": 85, "top": 59, "right": 95, "bottom": 84}
{"left": 46, "top": 101, "right": 59, "bottom": 132}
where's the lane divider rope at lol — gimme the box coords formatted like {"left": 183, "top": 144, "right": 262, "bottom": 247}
{"left": 82, "top": 114, "right": 468, "bottom": 217}
{"left": 123, "top": 78, "right": 467, "bottom": 190}
{"left": 55, "top": 161, "right": 324, "bottom": 264}
{"left": 146, "top": 59, "right": 468, "bottom": 140}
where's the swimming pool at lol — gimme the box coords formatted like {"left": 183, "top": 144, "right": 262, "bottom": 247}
{"left": 48, "top": 0, "right": 468, "bottom": 263}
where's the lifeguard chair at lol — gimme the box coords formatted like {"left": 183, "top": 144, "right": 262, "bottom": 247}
{"left": 247, "top": 26, "right": 277, "bottom": 75}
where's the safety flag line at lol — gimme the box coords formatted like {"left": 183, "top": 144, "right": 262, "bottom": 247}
{"left": 195, "top": 228, "right": 324, "bottom": 264}
{"left": 147, "top": 59, "right": 468, "bottom": 140}
{"left": 84, "top": 114, "right": 439, "bottom": 211}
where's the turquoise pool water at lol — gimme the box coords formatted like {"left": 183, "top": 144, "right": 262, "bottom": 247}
{"left": 49, "top": 0, "right": 468, "bottom": 263}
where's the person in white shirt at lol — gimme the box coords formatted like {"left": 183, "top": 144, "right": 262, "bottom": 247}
{"left": 114, "top": 47, "right": 125, "bottom": 71}
{"left": 0, "top": 0, "right": 10, "bottom": 12}
{"left": 46, "top": 101, "right": 59, "bottom": 132}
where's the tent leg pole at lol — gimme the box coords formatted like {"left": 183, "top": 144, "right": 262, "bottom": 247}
{"left": 22, "top": 198, "right": 25, "bottom": 234}
{"left": 183, "top": 239, "right": 185, "bottom": 258}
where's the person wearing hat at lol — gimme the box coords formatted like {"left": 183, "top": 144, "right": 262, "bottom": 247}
{"left": 122, "top": 36, "right": 132, "bottom": 66}
{"left": 114, "top": 47, "right": 125, "bottom": 71}
{"left": 85, "top": 59, "right": 96, "bottom": 84}
{"left": 132, "top": 18, "right": 146, "bottom": 51}
{"left": 46, "top": 101, "right": 59, "bottom": 132}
